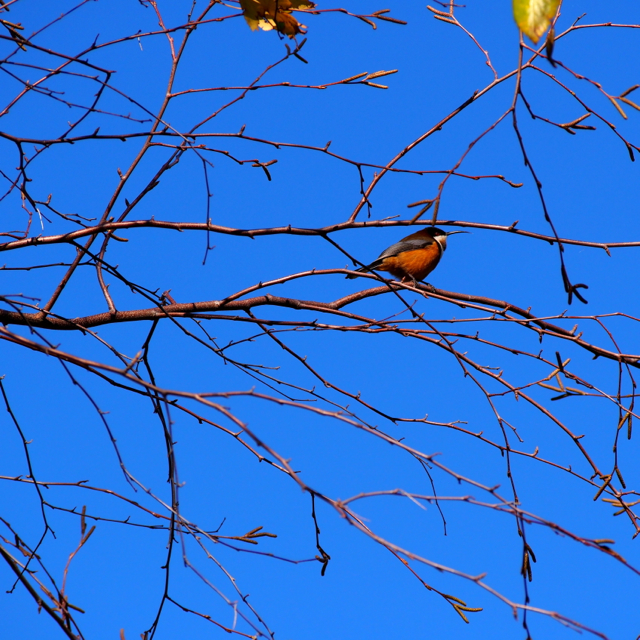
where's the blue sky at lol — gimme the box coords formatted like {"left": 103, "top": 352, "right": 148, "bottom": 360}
{"left": 1, "top": 1, "right": 640, "bottom": 639}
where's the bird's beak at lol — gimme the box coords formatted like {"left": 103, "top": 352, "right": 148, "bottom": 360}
{"left": 446, "top": 230, "right": 470, "bottom": 236}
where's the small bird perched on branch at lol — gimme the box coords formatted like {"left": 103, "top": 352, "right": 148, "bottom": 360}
{"left": 346, "top": 227, "right": 467, "bottom": 284}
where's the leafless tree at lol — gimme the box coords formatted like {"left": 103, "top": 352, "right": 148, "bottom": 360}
{"left": 1, "top": 1, "right": 639, "bottom": 638}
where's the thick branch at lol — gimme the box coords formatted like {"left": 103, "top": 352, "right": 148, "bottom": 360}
{"left": 2, "top": 279, "right": 638, "bottom": 367}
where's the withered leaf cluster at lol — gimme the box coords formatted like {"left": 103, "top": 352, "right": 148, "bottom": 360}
{"left": 239, "top": 0, "right": 316, "bottom": 38}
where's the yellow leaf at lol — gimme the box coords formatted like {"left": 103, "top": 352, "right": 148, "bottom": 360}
{"left": 513, "top": 0, "right": 560, "bottom": 44}
{"left": 238, "top": 0, "right": 262, "bottom": 31}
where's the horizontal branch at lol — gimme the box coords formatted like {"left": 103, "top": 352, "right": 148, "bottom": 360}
{"left": 1, "top": 218, "right": 639, "bottom": 253}
{"left": 2, "top": 275, "right": 638, "bottom": 367}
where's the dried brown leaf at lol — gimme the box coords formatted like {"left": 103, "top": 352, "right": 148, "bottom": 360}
{"left": 239, "top": 0, "right": 315, "bottom": 38}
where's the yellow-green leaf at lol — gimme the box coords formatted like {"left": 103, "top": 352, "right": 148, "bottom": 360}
{"left": 513, "top": 0, "right": 560, "bottom": 44}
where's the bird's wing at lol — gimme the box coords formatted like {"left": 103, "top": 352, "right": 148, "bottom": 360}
{"left": 376, "top": 236, "right": 434, "bottom": 260}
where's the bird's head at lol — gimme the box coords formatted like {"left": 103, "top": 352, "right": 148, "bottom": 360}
{"left": 428, "top": 227, "right": 469, "bottom": 251}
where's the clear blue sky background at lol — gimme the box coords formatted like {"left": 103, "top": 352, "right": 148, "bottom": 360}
{"left": 2, "top": 1, "right": 640, "bottom": 639}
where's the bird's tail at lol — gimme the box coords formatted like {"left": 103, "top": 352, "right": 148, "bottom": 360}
{"left": 345, "top": 259, "right": 384, "bottom": 279}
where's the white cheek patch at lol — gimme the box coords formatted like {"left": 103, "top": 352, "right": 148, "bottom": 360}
{"left": 433, "top": 235, "right": 447, "bottom": 252}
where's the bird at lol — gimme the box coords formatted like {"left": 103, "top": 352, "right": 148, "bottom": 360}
{"left": 346, "top": 227, "right": 467, "bottom": 284}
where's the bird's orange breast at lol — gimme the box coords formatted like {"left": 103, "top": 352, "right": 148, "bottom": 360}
{"left": 378, "top": 242, "right": 442, "bottom": 281}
